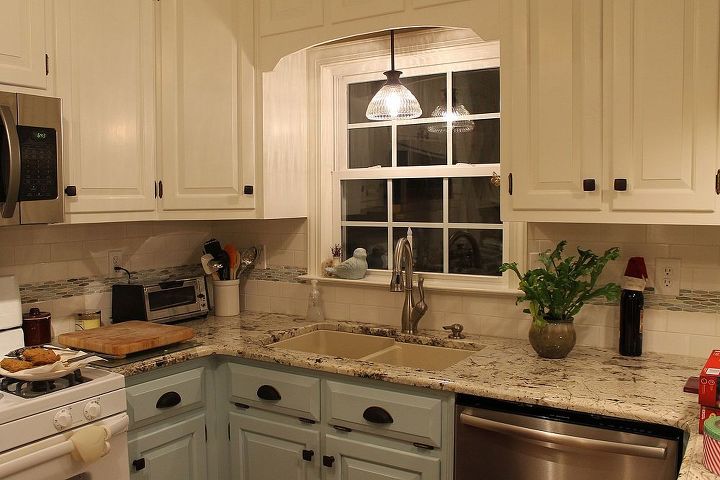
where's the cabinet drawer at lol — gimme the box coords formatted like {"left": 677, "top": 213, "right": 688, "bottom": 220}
{"left": 325, "top": 380, "right": 443, "bottom": 447}
{"left": 127, "top": 367, "right": 205, "bottom": 427}
{"left": 227, "top": 363, "right": 320, "bottom": 420}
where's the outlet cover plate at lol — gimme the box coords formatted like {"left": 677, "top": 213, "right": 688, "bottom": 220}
{"left": 655, "top": 258, "right": 681, "bottom": 297}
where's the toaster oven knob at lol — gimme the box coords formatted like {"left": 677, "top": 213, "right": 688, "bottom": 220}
{"left": 84, "top": 400, "right": 102, "bottom": 420}
{"left": 54, "top": 409, "right": 73, "bottom": 430}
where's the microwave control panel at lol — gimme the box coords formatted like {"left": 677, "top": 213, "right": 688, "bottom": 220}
{"left": 18, "top": 126, "right": 58, "bottom": 201}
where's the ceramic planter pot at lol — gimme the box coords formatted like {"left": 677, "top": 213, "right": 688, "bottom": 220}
{"left": 528, "top": 318, "right": 576, "bottom": 359}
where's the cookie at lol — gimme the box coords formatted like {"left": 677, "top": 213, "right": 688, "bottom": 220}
{"left": 1, "top": 358, "right": 34, "bottom": 373}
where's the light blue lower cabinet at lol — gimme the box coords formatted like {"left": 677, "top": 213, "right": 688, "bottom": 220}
{"left": 229, "top": 411, "right": 321, "bottom": 480}
{"left": 128, "top": 411, "right": 208, "bottom": 480}
{"left": 323, "top": 435, "right": 441, "bottom": 480}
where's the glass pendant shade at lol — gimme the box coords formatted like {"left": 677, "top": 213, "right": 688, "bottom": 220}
{"left": 366, "top": 30, "right": 422, "bottom": 121}
{"left": 366, "top": 70, "right": 422, "bottom": 120}
{"left": 427, "top": 89, "right": 475, "bottom": 133}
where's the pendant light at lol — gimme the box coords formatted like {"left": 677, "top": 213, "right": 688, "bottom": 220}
{"left": 366, "top": 30, "right": 422, "bottom": 121}
{"left": 427, "top": 88, "right": 475, "bottom": 134}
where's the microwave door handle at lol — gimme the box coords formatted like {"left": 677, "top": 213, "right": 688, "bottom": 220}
{"left": 458, "top": 412, "right": 667, "bottom": 459}
{"left": 0, "top": 105, "right": 20, "bottom": 219}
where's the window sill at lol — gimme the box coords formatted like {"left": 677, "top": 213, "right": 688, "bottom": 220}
{"left": 298, "top": 273, "right": 522, "bottom": 296}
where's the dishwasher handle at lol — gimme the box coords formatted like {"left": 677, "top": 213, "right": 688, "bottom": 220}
{"left": 459, "top": 412, "right": 667, "bottom": 459}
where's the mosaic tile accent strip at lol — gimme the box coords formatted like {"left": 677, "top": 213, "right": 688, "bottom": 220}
{"left": 247, "top": 266, "right": 307, "bottom": 283}
{"left": 19, "top": 264, "right": 307, "bottom": 303}
{"left": 588, "top": 288, "right": 720, "bottom": 314}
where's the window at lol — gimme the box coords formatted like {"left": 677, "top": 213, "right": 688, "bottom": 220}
{"left": 337, "top": 49, "right": 501, "bottom": 278}
{"left": 309, "top": 30, "right": 522, "bottom": 289}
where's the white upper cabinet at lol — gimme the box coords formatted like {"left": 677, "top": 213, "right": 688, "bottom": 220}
{"left": 56, "top": 0, "right": 157, "bottom": 219}
{"left": 606, "top": 0, "right": 719, "bottom": 213}
{"left": 502, "top": 0, "right": 603, "bottom": 213}
{"left": 502, "top": 0, "right": 720, "bottom": 223}
{"left": 157, "top": 0, "right": 255, "bottom": 214}
{"left": 0, "top": 0, "right": 48, "bottom": 90}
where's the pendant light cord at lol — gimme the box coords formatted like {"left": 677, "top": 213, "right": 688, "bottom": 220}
{"left": 390, "top": 29, "right": 395, "bottom": 71}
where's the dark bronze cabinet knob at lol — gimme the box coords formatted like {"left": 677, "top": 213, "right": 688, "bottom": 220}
{"left": 582, "top": 179, "right": 596, "bottom": 192}
{"left": 614, "top": 178, "right": 628, "bottom": 191}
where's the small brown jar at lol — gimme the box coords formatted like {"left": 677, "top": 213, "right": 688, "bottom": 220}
{"left": 22, "top": 307, "right": 52, "bottom": 346}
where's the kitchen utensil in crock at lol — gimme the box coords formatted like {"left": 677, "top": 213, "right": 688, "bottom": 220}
{"left": 224, "top": 244, "right": 238, "bottom": 277}
{"left": 235, "top": 246, "right": 258, "bottom": 278}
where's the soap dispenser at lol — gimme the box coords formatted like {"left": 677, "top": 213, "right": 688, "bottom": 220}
{"left": 306, "top": 280, "right": 325, "bottom": 322}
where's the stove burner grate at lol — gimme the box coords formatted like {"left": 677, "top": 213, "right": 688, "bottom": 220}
{"left": 0, "top": 370, "right": 88, "bottom": 399}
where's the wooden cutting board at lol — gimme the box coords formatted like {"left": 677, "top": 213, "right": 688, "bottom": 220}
{"left": 57, "top": 321, "right": 195, "bottom": 357}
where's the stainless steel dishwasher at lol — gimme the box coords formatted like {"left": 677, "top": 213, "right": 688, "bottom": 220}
{"left": 455, "top": 395, "right": 684, "bottom": 480}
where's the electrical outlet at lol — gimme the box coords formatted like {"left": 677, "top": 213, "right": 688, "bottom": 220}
{"left": 655, "top": 258, "right": 681, "bottom": 296}
{"left": 108, "top": 250, "right": 124, "bottom": 276}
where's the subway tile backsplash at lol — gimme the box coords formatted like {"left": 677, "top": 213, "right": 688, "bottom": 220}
{"left": 2, "top": 219, "right": 720, "bottom": 358}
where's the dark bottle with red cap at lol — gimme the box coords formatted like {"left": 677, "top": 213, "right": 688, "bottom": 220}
{"left": 619, "top": 257, "right": 647, "bottom": 356}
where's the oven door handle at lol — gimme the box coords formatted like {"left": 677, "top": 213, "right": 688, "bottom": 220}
{"left": 0, "top": 413, "right": 129, "bottom": 478}
{"left": 459, "top": 412, "right": 667, "bottom": 459}
{"left": 0, "top": 105, "right": 20, "bottom": 219}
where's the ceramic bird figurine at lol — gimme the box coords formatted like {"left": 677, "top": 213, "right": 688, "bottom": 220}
{"left": 325, "top": 248, "right": 368, "bottom": 279}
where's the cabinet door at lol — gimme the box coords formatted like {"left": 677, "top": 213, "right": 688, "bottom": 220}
{"left": 158, "top": 0, "right": 255, "bottom": 213}
{"left": 607, "top": 0, "right": 720, "bottom": 212}
{"left": 502, "top": 0, "right": 603, "bottom": 215}
{"left": 128, "top": 412, "right": 207, "bottom": 480}
{"left": 0, "top": 0, "right": 47, "bottom": 89}
{"left": 229, "top": 411, "right": 320, "bottom": 480}
{"left": 56, "top": 0, "right": 157, "bottom": 216}
{"left": 324, "top": 435, "right": 440, "bottom": 480}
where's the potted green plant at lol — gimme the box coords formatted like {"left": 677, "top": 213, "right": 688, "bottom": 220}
{"left": 500, "top": 241, "right": 621, "bottom": 359}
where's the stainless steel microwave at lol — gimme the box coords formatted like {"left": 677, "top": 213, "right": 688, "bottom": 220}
{"left": 111, "top": 276, "right": 209, "bottom": 324}
{"left": 0, "top": 92, "right": 63, "bottom": 225}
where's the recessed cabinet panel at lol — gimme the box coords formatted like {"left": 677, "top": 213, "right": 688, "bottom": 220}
{"left": 325, "top": 435, "right": 440, "bottom": 480}
{"left": 258, "top": 0, "right": 324, "bottom": 37}
{"left": 607, "top": 0, "right": 719, "bottom": 212}
{"left": 229, "top": 412, "right": 321, "bottom": 480}
{"left": 128, "top": 412, "right": 207, "bottom": 480}
{"left": 58, "top": 0, "right": 157, "bottom": 214}
{"left": 0, "top": 0, "right": 47, "bottom": 89}
{"left": 329, "top": 0, "right": 404, "bottom": 24}
{"left": 503, "top": 0, "right": 603, "bottom": 213}
{"left": 159, "top": 0, "right": 254, "bottom": 212}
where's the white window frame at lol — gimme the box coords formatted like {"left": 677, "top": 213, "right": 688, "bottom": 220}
{"left": 306, "top": 29, "right": 526, "bottom": 292}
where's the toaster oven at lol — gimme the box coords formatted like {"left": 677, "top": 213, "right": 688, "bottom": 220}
{"left": 111, "top": 276, "right": 209, "bottom": 324}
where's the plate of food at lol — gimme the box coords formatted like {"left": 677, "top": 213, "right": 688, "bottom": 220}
{"left": 0, "top": 347, "right": 104, "bottom": 381}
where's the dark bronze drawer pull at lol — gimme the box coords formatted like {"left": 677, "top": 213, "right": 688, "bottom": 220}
{"left": 132, "top": 458, "right": 146, "bottom": 471}
{"left": 156, "top": 391, "right": 181, "bottom": 409}
{"left": 256, "top": 384, "right": 281, "bottom": 401}
{"left": 322, "top": 455, "right": 335, "bottom": 468}
{"left": 363, "top": 406, "right": 394, "bottom": 424}
{"left": 332, "top": 424, "right": 352, "bottom": 432}
{"left": 302, "top": 449, "right": 314, "bottom": 462}
{"left": 613, "top": 178, "right": 627, "bottom": 191}
{"left": 234, "top": 402, "right": 250, "bottom": 409}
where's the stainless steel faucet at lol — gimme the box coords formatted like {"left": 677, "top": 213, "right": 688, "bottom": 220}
{"left": 390, "top": 236, "right": 428, "bottom": 334}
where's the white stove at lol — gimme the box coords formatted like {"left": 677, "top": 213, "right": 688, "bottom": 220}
{"left": 0, "top": 366, "right": 129, "bottom": 480}
{"left": 0, "top": 276, "right": 129, "bottom": 480}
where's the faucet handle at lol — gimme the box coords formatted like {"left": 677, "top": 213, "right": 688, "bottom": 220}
{"left": 443, "top": 323, "right": 465, "bottom": 339}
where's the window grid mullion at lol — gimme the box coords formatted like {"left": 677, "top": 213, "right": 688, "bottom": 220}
{"left": 443, "top": 178, "right": 449, "bottom": 274}
{"left": 446, "top": 71, "right": 453, "bottom": 167}
{"left": 387, "top": 178, "right": 394, "bottom": 271}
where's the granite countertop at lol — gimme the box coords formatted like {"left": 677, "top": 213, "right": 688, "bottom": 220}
{"left": 101, "top": 312, "right": 711, "bottom": 480}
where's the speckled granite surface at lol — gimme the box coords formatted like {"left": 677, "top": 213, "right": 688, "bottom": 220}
{"left": 100, "top": 312, "right": 712, "bottom": 479}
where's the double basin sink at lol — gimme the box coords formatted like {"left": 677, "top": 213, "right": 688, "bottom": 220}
{"left": 270, "top": 329, "right": 478, "bottom": 370}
